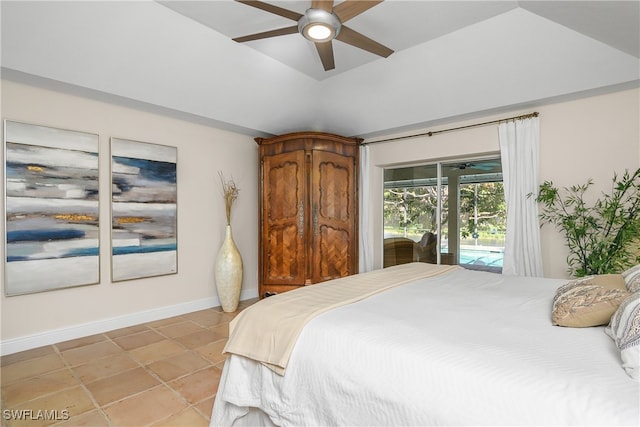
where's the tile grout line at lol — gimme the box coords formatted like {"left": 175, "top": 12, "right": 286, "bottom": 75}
{"left": 51, "top": 335, "right": 114, "bottom": 427}
{"left": 93, "top": 310, "right": 230, "bottom": 425}
{"left": 48, "top": 320, "right": 210, "bottom": 426}
{"left": 1, "top": 304, "right": 250, "bottom": 426}
{"left": 145, "top": 311, "right": 235, "bottom": 424}
{"left": 92, "top": 321, "right": 199, "bottom": 426}
{"left": 1, "top": 345, "right": 95, "bottom": 422}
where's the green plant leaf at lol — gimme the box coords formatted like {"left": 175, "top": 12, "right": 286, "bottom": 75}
{"left": 535, "top": 168, "right": 640, "bottom": 277}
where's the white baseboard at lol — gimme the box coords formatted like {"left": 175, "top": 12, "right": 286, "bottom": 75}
{"left": 1, "top": 288, "right": 258, "bottom": 356}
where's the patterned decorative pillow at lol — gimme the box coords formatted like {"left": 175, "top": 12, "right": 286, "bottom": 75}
{"left": 622, "top": 264, "right": 640, "bottom": 293}
{"left": 605, "top": 293, "right": 640, "bottom": 381}
{"left": 552, "top": 274, "right": 629, "bottom": 327}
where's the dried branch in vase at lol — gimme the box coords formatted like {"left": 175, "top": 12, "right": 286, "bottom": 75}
{"left": 219, "top": 171, "right": 239, "bottom": 225}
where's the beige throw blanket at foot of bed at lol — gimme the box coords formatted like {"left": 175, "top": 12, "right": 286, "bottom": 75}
{"left": 223, "top": 262, "right": 459, "bottom": 375}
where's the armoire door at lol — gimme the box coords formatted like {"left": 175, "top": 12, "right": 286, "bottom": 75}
{"left": 262, "top": 150, "right": 307, "bottom": 285}
{"left": 309, "top": 149, "right": 357, "bottom": 282}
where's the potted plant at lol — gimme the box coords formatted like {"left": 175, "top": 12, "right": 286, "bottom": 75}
{"left": 534, "top": 168, "right": 640, "bottom": 277}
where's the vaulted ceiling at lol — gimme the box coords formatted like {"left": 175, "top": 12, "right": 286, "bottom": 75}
{"left": 2, "top": 1, "right": 638, "bottom": 139}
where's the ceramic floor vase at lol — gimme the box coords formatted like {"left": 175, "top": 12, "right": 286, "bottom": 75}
{"left": 215, "top": 225, "right": 243, "bottom": 312}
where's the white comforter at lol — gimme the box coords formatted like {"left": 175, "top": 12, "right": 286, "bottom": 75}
{"left": 212, "top": 267, "right": 640, "bottom": 426}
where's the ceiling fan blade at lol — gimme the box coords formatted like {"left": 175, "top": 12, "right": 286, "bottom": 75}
{"left": 336, "top": 26, "right": 393, "bottom": 57}
{"left": 315, "top": 41, "right": 335, "bottom": 71}
{"left": 233, "top": 25, "right": 299, "bottom": 43}
{"left": 235, "top": 0, "right": 303, "bottom": 21}
{"left": 333, "top": 0, "right": 382, "bottom": 23}
{"left": 311, "top": 0, "right": 333, "bottom": 12}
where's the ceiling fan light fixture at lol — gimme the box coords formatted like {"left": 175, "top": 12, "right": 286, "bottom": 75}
{"left": 298, "top": 8, "right": 341, "bottom": 42}
{"left": 306, "top": 23, "right": 332, "bottom": 41}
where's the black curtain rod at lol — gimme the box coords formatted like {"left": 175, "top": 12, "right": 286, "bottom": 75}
{"left": 362, "top": 112, "right": 539, "bottom": 146}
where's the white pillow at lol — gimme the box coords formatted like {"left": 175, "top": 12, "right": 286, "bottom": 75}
{"left": 605, "top": 293, "right": 640, "bottom": 381}
{"left": 622, "top": 264, "right": 640, "bottom": 293}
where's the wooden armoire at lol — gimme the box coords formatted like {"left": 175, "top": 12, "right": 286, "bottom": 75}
{"left": 256, "top": 132, "right": 361, "bottom": 298}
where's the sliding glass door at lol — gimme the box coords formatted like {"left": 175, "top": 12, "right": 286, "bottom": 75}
{"left": 383, "top": 158, "right": 505, "bottom": 272}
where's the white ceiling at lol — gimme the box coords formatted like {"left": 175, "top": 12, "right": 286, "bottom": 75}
{"left": 1, "top": 1, "right": 639, "bottom": 139}
{"left": 159, "top": 0, "right": 640, "bottom": 81}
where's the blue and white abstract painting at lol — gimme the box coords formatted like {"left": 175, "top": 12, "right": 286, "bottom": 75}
{"left": 4, "top": 120, "right": 100, "bottom": 295}
{"left": 111, "top": 138, "right": 177, "bottom": 281}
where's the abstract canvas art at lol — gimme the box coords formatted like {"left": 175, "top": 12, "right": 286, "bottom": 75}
{"left": 111, "top": 138, "right": 177, "bottom": 281}
{"left": 4, "top": 120, "right": 100, "bottom": 296}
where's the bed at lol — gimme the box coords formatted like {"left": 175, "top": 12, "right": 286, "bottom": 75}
{"left": 211, "top": 263, "right": 639, "bottom": 426}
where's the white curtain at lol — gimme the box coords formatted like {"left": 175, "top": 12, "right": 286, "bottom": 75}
{"left": 498, "top": 117, "right": 544, "bottom": 277}
{"left": 359, "top": 144, "right": 373, "bottom": 272}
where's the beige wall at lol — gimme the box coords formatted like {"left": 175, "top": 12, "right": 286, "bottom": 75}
{"left": 537, "top": 89, "right": 639, "bottom": 278}
{"left": 1, "top": 80, "right": 638, "bottom": 354}
{"left": 365, "top": 88, "right": 640, "bottom": 279}
{"left": 1, "top": 80, "right": 259, "bottom": 353}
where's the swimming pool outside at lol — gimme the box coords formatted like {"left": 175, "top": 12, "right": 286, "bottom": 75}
{"left": 448, "top": 245, "right": 504, "bottom": 268}
{"left": 384, "top": 233, "right": 505, "bottom": 269}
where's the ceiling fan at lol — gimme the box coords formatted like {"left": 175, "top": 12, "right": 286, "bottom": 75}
{"left": 451, "top": 162, "right": 502, "bottom": 171}
{"left": 232, "top": 0, "right": 394, "bottom": 71}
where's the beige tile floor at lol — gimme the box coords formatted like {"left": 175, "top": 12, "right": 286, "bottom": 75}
{"left": 1, "top": 299, "right": 258, "bottom": 427}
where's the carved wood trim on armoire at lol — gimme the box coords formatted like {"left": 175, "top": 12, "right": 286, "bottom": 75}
{"left": 256, "top": 132, "right": 362, "bottom": 298}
